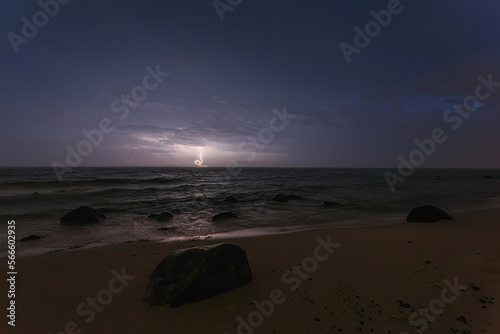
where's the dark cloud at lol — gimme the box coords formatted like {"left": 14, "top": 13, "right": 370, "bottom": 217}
{"left": 1, "top": 0, "right": 499, "bottom": 167}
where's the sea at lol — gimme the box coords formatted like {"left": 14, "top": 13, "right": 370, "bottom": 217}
{"left": 1, "top": 167, "right": 500, "bottom": 257}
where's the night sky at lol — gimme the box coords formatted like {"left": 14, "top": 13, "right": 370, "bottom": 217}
{"left": 1, "top": 0, "right": 499, "bottom": 168}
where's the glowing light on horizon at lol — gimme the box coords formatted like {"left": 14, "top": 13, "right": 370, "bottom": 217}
{"left": 164, "top": 154, "right": 179, "bottom": 165}
{"left": 194, "top": 147, "right": 207, "bottom": 167}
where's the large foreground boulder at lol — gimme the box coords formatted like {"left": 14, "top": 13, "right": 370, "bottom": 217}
{"left": 60, "top": 206, "right": 106, "bottom": 225}
{"left": 406, "top": 205, "right": 453, "bottom": 223}
{"left": 144, "top": 243, "right": 252, "bottom": 307}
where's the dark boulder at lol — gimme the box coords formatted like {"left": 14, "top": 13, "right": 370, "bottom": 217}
{"left": 21, "top": 234, "right": 41, "bottom": 242}
{"left": 159, "top": 227, "right": 176, "bottom": 232}
{"left": 321, "top": 201, "right": 343, "bottom": 208}
{"left": 144, "top": 243, "right": 252, "bottom": 307}
{"left": 272, "top": 193, "right": 289, "bottom": 203}
{"left": 484, "top": 175, "right": 492, "bottom": 179}
{"left": 60, "top": 206, "right": 106, "bottom": 225}
{"left": 406, "top": 205, "right": 453, "bottom": 223}
{"left": 272, "top": 193, "right": 303, "bottom": 202}
{"left": 148, "top": 212, "right": 174, "bottom": 222}
{"left": 398, "top": 300, "right": 411, "bottom": 308}
{"left": 223, "top": 195, "right": 238, "bottom": 203}
{"left": 212, "top": 211, "right": 237, "bottom": 221}
{"left": 157, "top": 212, "right": 174, "bottom": 221}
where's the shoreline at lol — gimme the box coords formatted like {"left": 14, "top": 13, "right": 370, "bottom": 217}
{"left": 2, "top": 207, "right": 499, "bottom": 333}
{"left": 10, "top": 204, "right": 500, "bottom": 259}
{"left": 10, "top": 212, "right": 406, "bottom": 259}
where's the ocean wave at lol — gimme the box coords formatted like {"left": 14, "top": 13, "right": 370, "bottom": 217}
{"left": 0, "top": 176, "right": 186, "bottom": 188}
{"left": 0, "top": 187, "right": 146, "bottom": 205}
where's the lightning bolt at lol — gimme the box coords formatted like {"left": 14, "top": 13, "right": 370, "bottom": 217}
{"left": 194, "top": 147, "right": 207, "bottom": 167}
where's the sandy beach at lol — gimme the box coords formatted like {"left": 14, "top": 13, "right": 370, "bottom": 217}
{"left": 2, "top": 208, "right": 499, "bottom": 334}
